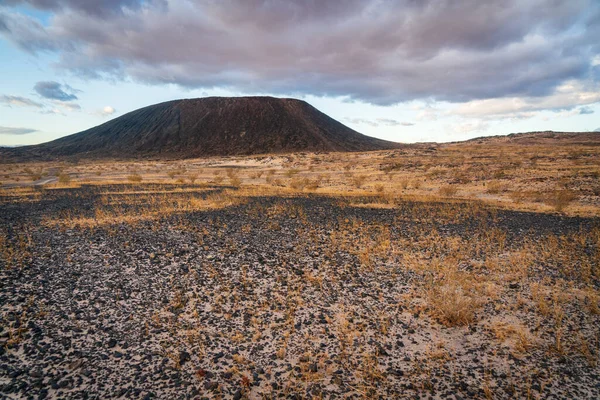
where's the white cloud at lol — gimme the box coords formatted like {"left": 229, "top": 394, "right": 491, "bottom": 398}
{"left": 100, "top": 105, "right": 116, "bottom": 116}
{"left": 452, "top": 80, "right": 600, "bottom": 119}
{"left": 345, "top": 117, "right": 414, "bottom": 127}
{"left": 90, "top": 105, "right": 117, "bottom": 117}
{"left": 414, "top": 104, "right": 440, "bottom": 121}
{"left": 446, "top": 121, "right": 490, "bottom": 135}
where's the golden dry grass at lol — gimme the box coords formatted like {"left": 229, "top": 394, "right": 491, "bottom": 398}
{"left": 2, "top": 140, "right": 598, "bottom": 216}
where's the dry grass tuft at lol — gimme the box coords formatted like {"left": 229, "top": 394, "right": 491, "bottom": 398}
{"left": 438, "top": 185, "right": 458, "bottom": 198}
{"left": 546, "top": 189, "right": 578, "bottom": 212}
{"left": 427, "top": 283, "right": 480, "bottom": 326}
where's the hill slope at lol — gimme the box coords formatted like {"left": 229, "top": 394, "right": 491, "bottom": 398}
{"left": 1, "top": 97, "right": 399, "bottom": 161}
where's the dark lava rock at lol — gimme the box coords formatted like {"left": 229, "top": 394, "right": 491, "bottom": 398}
{"left": 179, "top": 351, "right": 191, "bottom": 365}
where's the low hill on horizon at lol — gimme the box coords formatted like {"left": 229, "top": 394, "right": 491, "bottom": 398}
{"left": 454, "top": 130, "right": 600, "bottom": 146}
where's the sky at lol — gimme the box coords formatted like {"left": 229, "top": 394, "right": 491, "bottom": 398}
{"left": 0, "top": 0, "right": 599, "bottom": 147}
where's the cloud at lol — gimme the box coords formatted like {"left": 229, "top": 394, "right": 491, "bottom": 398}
{"left": 1, "top": 92, "right": 81, "bottom": 115}
{"left": 42, "top": 101, "right": 81, "bottom": 115}
{"left": 0, "top": 10, "right": 60, "bottom": 52}
{"left": 345, "top": 118, "right": 378, "bottom": 127}
{"left": 376, "top": 118, "right": 414, "bottom": 127}
{"left": 34, "top": 81, "right": 78, "bottom": 101}
{"left": 452, "top": 80, "right": 600, "bottom": 119}
{"left": 0, "top": 94, "right": 44, "bottom": 108}
{"left": 0, "top": 0, "right": 598, "bottom": 107}
{"left": 0, "top": 126, "right": 37, "bottom": 135}
{"left": 415, "top": 104, "right": 441, "bottom": 121}
{"left": 345, "top": 117, "right": 414, "bottom": 127}
{"left": 102, "top": 105, "right": 115, "bottom": 115}
{"left": 595, "top": 127, "right": 600, "bottom": 132}
{"left": 1, "top": 0, "right": 145, "bottom": 18}
{"left": 579, "top": 106, "right": 594, "bottom": 114}
{"left": 54, "top": 101, "right": 81, "bottom": 111}
{"left": 94, "top": 105, "right": 116, "bottom": 117}
{"left": 446, "top": 121, "right": 490, "bottom": 135}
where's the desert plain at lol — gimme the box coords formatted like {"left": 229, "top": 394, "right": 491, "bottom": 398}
{"left": 1, "top": 134, "right": 600, "bottom": 399}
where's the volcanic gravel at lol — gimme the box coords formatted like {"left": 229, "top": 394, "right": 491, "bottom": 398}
{"left": 1, "top": 186, "right": 599, "bottom": 399}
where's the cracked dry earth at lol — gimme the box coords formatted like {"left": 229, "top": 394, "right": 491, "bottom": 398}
{"left": 1, "top": 185, "right": 600, "bottom": 399}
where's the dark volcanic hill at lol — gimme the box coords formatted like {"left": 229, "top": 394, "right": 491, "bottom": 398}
{"left": 1, "top": 97, "right": 399, "bottom": 161}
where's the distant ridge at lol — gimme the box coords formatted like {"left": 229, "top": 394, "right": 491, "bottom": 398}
{"left": 454, "top": 131, "right": 600, "bottom": 146}
{"left": 0, "top": 96, "right": 399, "bottom": 161}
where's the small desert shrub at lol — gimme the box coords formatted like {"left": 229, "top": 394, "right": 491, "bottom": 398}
{"left": 453, "top": 173, "right": 471, "bottom": 184}
{"left": 530, "top": 190, "right": 548, "bottom": 203}
{"left": 486, "top": 181, "right": 506, "bottom": 194}
{"left": 188, "top": 174, "right": 198, "bottom": 184}
{"left": 400, "top": 179, "right": 409, "bottom": 190}
{"left": 229, "top": 177, "right": 241, "bottom": 187}
{"left": 438, "top": 185, "right": 458, "bottom": 197}
{"left": 285, "top": 168, "right": 300, "bottom": 178}
{"left": 381, "top": 164, "right": 397, "bottom": 174}
{"left": 225, "top": 168, "right": 237, "bottom": 179}
{"left": 289, "top": 177, "right": 307, "bottom": 190}
{"left": 127, "top": 173, "right": 143, "bottom": 183}
{"left": 493, "top": 169, "right": 507, "bottom": 179}
{"left": 213, "top": 175, "right": 225, "bottom": 184}
{"left": 374, "top": 183, "right": 385, "bottom": 193}
{"left": 305, "top": 178, "right": 321, "bottom": 191}
{"left": 427, "top": 167, "right": 446, "bottom": 179}
{"left": 546, "top": 189, "right": 578, "bottom": 212}
{"left": 412, "top": 180, "right": 422, "bottom": 189}
{"left": 227, "top": 170, "right": 241, "bottom": 186}
{"left": 58, "top": 173, "right": 71, "bottom": 184}
{"left": 351, "top": 174, "right": 367, "bottom": 188}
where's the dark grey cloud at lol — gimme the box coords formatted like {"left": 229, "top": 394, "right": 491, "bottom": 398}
{"left": 0, "top": 94, "right": 43, "bottom": 108}
{"left": 0, "top": 126, "right": 37, "bottom": 135}
{"left": 34, "top": 81, "right": 78, "bottom": 101}
{"left": 0, "top": 13, "right": 8, "bottom": 31}
{"left": 0, "top": 10, "right": 59, "bottom": 52}
{"left": 579, "top": 106, "right": 594, "bottom": 114}
{"left": 1, "top": 0, "right": 599, "bottom": 105}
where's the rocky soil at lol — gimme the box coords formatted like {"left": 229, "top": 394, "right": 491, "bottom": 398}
{"left": 1, "top": 185, "right": 599, "bottom": 399}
